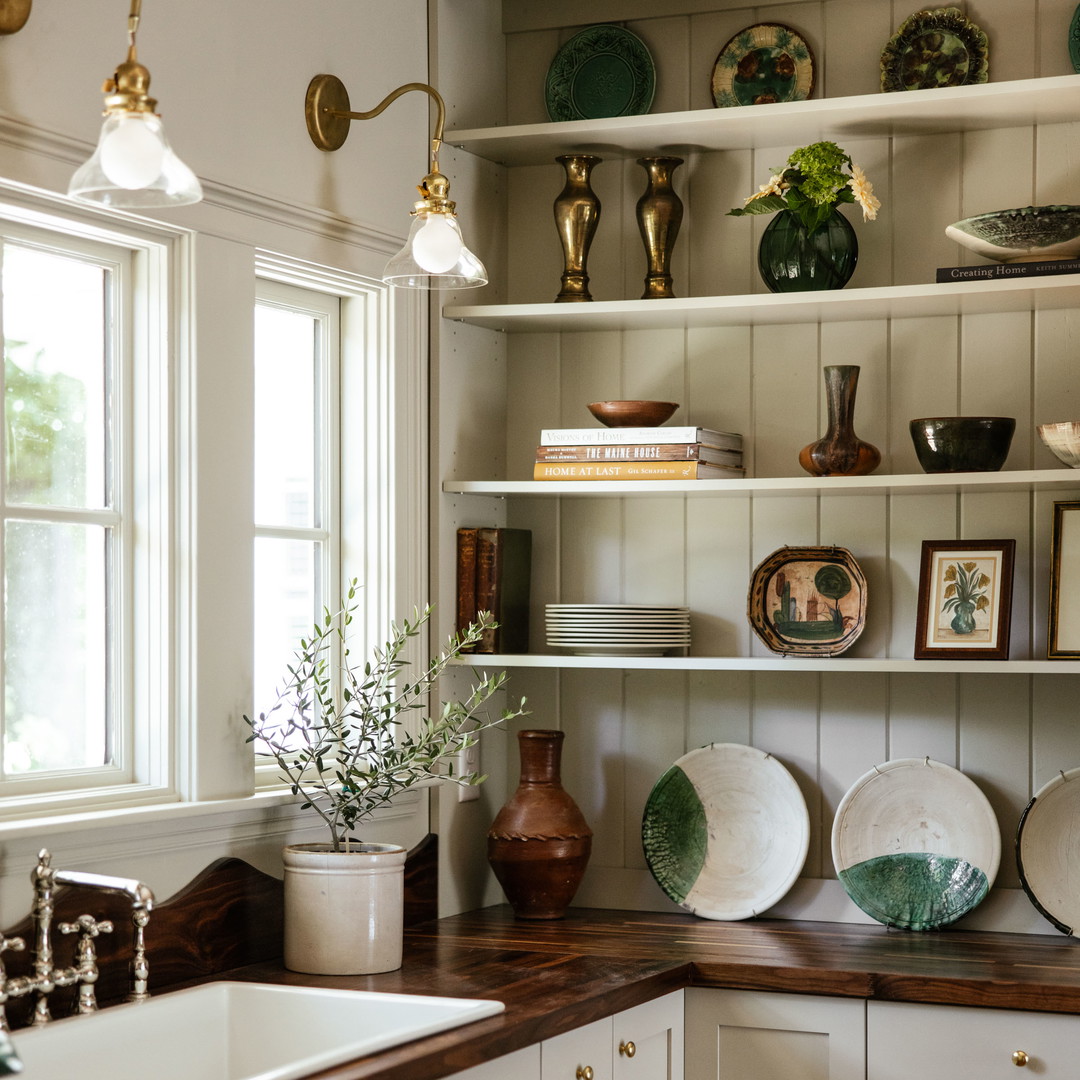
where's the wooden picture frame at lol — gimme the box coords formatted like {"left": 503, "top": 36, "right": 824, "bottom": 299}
{"left": 1048, "top": 502, "right": 1080, "bottom": 659}
{"left": 914, "top": 539, "right": 1015, "bottom": 660}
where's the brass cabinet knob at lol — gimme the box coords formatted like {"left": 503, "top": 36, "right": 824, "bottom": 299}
{"left": 619, "top": 1042, "right": 637, "bottom": 1059}
{"left": 1012, "top": 1050, "right": 1029, "bottom": 1067}
{"left": 576, "top": 1067, "right": 593, "bottom": 1080}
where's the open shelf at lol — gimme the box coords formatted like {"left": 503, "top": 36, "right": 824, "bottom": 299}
{"left": 446, "top": 74, "right": 1080, "bottom": 166}
{"left": 443, "top": 277, "right": 1080, "bottom": 333}
{"left": 452, "top": 654, "right": 1080, "bottom": 673}
{"left": 443, "top": 469, "right": 1080, "bottom": 498}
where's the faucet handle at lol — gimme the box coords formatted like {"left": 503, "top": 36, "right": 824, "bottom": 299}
{"left": 58, "top": 916, "right": 113, "bottom": 939}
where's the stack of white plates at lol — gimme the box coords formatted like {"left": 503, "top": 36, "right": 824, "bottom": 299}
{"left": 546, "top": 604, "right": 691, "bottom": 656}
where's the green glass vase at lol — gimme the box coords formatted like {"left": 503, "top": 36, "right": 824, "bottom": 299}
{"left": 758, "top": 208, "right": 858, "bottom": 293}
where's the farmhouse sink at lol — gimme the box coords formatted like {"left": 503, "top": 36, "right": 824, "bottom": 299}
{"left": 15, "top": 980, "right": 505, "bottom": 1080}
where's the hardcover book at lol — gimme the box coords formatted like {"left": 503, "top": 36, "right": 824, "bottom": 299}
{"left": 539, "top": 426, "right": 743, "bottom": 450}
{"left": 457, "top": 527, "right": 532, "bottom": 654}
{"left": 535, "top": 442, "right": 743, "bottom": 467}
{"left": 533, "top": 460, "right": 745, "bottom": 481}
{"left": 935, "top": 258, "right": 1080, "bottom": 283}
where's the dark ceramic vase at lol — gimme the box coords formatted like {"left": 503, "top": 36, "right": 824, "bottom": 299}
{"left": 909, "top": 417, "right": 1016, "bottom": 473}
{"left": 799, "top": 365, "right": 881, "bottom": 476}
{"left": 758, "top": 208, "right": 858, "bottom": 293}
{"left": 487, "top": 730, "right": 592, "bottom": 919}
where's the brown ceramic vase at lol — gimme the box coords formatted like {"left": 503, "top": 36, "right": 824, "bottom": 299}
{"left": 487, "top": 730, "right": 592, "bottom": 919}
{"left": 799, "top": 364, "right": 881, "bottom": 476}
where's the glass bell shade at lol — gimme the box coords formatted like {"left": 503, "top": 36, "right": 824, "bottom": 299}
{"left": 69, "top": 112, "right": 203, "bottom": 209}
{"left": 382, "top": 211, "right": 487, "bottom": 289}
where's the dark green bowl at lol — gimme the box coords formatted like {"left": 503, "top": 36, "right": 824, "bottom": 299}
{"left": 909, "top": 416, "right": 1015, "bottom": 473}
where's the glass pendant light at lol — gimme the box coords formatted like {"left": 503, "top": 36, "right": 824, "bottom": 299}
{"left": 69, "top": 0, "right": 202, "bottom": 209}
{"left": 304, "top": 75, "right": 486, "bottom": 290}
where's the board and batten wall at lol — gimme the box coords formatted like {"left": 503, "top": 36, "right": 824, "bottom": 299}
{"left": 434, "top": 0, "right": 1080, "bottom": 933}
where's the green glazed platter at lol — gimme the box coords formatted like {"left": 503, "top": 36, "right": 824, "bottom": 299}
{"left": 545, "top": 24, "right": 656, "bottom": 122}
{"left": 642, "top": 743, "right": 809, "bottom": 920}
{"left": 880, "top": 7, "right": 989, "bottom": 92}
{"left": 711, "top": 23, "right": 814, "bottom": 108}
{"left": 832, "top": 757, "right": 1000, "bottom": 930}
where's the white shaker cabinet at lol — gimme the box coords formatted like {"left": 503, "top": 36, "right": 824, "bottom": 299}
{"left": 868, "top": 1000, "right": 1080, "bottom": 1079}
{"left": 685, "top": 989, "right": 865, "bottom": 1080}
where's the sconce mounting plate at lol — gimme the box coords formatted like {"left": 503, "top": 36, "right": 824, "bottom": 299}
{"left": 0, "top": 0, "right": 31, "bottom": 34}
{"left": 306, "top": 74, "right": 351, "bottom": 152}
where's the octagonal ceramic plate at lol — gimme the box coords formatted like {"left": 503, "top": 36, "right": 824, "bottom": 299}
{"left": 642, "top": 743, "right": 809, "bottom": 920}
{"left": 832, "top": 757, "right": 1000, "bottom": 930}
{"left": 1016, "top": 766, "right": 1080, "bottom": 936}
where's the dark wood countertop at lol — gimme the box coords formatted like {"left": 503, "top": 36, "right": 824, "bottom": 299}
{"left": 223, "top": 904, "right": 1080, "bottom": 1080}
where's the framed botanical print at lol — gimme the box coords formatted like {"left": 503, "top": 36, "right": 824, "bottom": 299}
{"left": 1048, "top": 502, "right": 1080, "bottom": 659}
{"left": 914, "top": 540, "right": 1015, "bottom": 660}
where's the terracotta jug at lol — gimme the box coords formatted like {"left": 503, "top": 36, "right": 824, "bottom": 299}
{"left": 487, "top": 729, "right": 592, "bottom": 919}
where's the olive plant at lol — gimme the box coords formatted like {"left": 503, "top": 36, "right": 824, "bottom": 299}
{"left": 245, "top": 581, "right": 527, "bottom": 850}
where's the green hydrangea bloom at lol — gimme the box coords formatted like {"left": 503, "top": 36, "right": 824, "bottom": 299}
{"left": 785, "top": 141, "right": 852, "bottom": 207}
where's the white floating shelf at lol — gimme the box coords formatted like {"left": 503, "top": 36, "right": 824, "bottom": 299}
{"left": 452, "top": 654, "right": 1080, "bottom": 674}
{"left": 447, "top": 75, "right": 1080, "bottom": 166}
{"left": 443, "top": 277, "right": 1080, "bottom": 333}
{"left": 443, "top": 469, "right": 1080, "bottom": 498}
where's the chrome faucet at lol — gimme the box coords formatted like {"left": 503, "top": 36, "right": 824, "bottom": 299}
{"left": 0, "top": 849, "right": 155, "bottom": 1075}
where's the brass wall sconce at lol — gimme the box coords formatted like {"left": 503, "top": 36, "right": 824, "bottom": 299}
{"left": 68, "top": 0, "right": 202, "bottom": 208}
{"left": 305, "top": 75, "right": 487, "bottom": 290}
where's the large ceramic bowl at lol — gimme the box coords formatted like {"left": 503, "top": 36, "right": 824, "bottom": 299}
{"left": 945, "top": 205, "right": 1080, "bottom": 263}
{"left": 587, "top": 400, "right": 678, "bottom": 427}
{"left": 1038, "top": 421, "right": 1080, "bottom": 468}
{"left": 909, "top": 416, "right": 1015, "bottom": 473}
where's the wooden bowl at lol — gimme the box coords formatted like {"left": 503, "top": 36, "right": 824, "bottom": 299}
{"left": 587, "top": 400, "right": 679, "bottom": 427}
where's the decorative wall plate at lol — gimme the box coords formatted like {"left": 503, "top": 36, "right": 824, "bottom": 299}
{"left": 711, "top": 23, "right": 814, "bottom": 107}
{"left": 880, "top": 7, "right": 989, "bottom": 92}
{"left": 642, "top": 743, "right": 809, "bottom": 920}
{"left": 747, "top": 546, "right": 867, "bottom": 656}
{"left": 832, "top": 758, "right": 1000, "bottom": 930}
{"left": 1016, "top": 766, "right": 1080, "bottom": 935}
{"left": 545, "top": 24, "right": 656, "bottom": 122}
{"left": 1071, "top": 4, "right": 1080, "bottom": 73}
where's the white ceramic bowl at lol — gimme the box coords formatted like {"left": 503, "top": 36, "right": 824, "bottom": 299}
{"left": 946, "top": 205, "right": 1080, "bottom": 263}
{"left": 1038, "top": 421, "right": 1080, "bottom": 468}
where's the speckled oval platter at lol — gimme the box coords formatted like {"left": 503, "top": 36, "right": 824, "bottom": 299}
{"left": 545, "top": 24, "right": 656, "bottom": 122}
{"left": 1016, "top": 766, "right": 1080, "bottom": 936}
{"left": 832, "top": 757, "right": 1000, "bottom": 930}
{"left": 880, "top": 7, "right": 988, "bottom": 92}
{"left": 946, "top": 205, "right": 1080, "bottom": 263}
{"left": 642, "top": 743, "right": 809, "bottom": 921}
{"left": 711, "top": 23, "right": 815, "bottom": 108}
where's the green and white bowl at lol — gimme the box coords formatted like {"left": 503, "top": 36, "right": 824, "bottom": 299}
{"left": 946, "top": 205, "right": 1080, "bottom": 263}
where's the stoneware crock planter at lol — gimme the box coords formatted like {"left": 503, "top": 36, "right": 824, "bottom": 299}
{"left": 758, "top": 207, "right": 858, "bottom": 292}
{"left": 283, "top": 842, "right": 406, "bottom": 975}
{"left": 487, "top": 729, "right": 592, "bottom": 919}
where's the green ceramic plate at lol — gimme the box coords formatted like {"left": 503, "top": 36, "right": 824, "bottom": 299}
{"left": 642, "top": 743, "right": 809, "bottom": 920}
{"left": 711, "top": 23, "right": 815, "bottom": 108}
{"left": 880, "top": 7, "right": 989, "bottom": 92}
{"left": 832, "top": 758, "right": 1000, "bottom": 930}
{"left": 1070, "top": 4, "right": 1080, "bottom": 73}
{"left": 545, "top": 24, "right": 655, "bottom": 122}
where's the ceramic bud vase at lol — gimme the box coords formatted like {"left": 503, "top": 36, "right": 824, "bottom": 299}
{"left": 282, "top": 842, "right": 406, "bottom": 975}
{"left": 799, "top": 365, "right": 881, "bottom": 477}
{"left": 635, "top": 156, "right": 683, "bottom": 299}
{"left": 487, "top": 730, "right": 592, "bottom": 919}
{"left": 554, "top": 155, "right": 602, "bottom": 302}
{"left": 758, "top": 208, "right": 858, "bottom": 293}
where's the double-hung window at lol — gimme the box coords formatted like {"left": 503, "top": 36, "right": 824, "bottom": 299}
{"left": 0, "top": 212, "right": 169, "bottom": 812}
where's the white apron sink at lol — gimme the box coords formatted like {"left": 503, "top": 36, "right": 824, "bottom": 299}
{"left": 15, "top": 980, "right": 505, "bottom": 1080}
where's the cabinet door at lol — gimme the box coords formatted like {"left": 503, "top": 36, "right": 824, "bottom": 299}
{"left": 686, "top": 989, "right": 865, "bottom": 1080}
{"left": 543, "top": 1016, "right": 614, "bottom": 1080}
{"left": 868, "top": 1001, "right": 1080, "bottom": 1079}
{"left": 450, "top": 1045, "right": 542, "bottom": 1080}
{"left": 613, "top": 990, "right": 684, "bottom": 1080}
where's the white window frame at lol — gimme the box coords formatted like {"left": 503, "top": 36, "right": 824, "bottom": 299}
{"left": 0, "top": 193, "right": 176, "bottom": 819}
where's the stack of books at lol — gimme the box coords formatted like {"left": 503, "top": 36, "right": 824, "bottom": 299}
{"left": 534, "top": 425, "right": 744, "bottom": 481}
{"left": 456, "top": 527, "right": 532, "bottom": 653}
